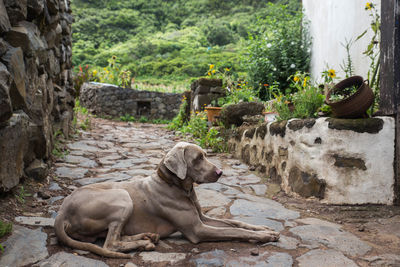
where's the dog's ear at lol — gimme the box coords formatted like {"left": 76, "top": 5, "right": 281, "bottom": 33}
{"left": 164, "top": 142, "right": 188, "bottom": 180}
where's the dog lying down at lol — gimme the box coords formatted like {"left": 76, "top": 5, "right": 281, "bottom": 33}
{"left": 54, "top": 142, "right": 279, "bottom": 258}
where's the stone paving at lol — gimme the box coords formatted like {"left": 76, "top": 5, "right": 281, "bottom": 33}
{"left": 1, "top": 118, "right": 400, "bottom": 266}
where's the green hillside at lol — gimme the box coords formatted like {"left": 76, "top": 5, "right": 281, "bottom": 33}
{"left": 72, "top": 1, "right": 275, "bottom": 83}
{"left": 71, "top": 0, "right": 309, "bottom": 96}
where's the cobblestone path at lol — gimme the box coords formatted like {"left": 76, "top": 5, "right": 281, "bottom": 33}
{"left": 1, "top": 118, "right": 400, "bottom": 267}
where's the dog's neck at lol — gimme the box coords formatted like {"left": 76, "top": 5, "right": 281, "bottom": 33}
{"left": 157, "top": 160, "right": 193, "bottom": 197}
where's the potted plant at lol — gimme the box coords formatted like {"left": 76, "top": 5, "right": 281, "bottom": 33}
{"left": 325, "top": 76, "right": 374, "bottom": 118}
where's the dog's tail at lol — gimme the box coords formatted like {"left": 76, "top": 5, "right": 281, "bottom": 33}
{"left": 54, "top": 213, "right": 131, "bottom": 259}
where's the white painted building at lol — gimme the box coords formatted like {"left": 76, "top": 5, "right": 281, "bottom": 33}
{"left": 303, "top": 0, "right": 381, "bottom": 82}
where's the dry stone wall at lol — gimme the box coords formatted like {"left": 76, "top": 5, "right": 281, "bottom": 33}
{"left": 79, "top": 82, "right": 182, "bottom": 120}
{"left": 0, "top": 0, "right": 74, "bottom": 191}
{"left": 228, "top": 117, "right": 396, "bottom": 205}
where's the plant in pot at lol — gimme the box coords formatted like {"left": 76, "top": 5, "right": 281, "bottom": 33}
{"left": 325, "top": 75, "right": 374, "bottom": 118}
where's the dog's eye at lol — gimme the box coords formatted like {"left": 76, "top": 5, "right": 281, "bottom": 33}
{"left": 196, "top": 154, "right": 203, "bottom": 161}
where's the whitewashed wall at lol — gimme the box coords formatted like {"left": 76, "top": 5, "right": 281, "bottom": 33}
{"left": 303, "top": 0, "right": 381, "bottom": 82}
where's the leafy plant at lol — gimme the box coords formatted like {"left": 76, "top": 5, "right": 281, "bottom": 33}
{"left": 0, "top": 220, "right": 12, "bottom": 253}
{"left": 329, "top": 85, "right": 359, "bottom": 102}
{"left": 245, "top": 0, "right": 311, "bottom": 100}
{"left": 272, "top": 72, "right": 325, "bottom": 120}
{"left": 168, "top": 96, "right": 189, "bottom": 130}
{"left": 15, "top": 186, "right": 31, "bottom": 204}
{"left": 73, "top": 65, "right": 96, "bottom": 97}
{"left": 120, "top": 114, "right": 136, "bottom": 122}
{"left": 52, "top": 130, "right": 69, "bottom": 158}
{"left": 139, "top": 116, "right": 149, "bottom": 123}
{"left": 340, "top": 38, "right": 355, "bottom": 78}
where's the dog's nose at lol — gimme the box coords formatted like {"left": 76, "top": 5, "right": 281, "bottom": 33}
{"left": 216, "top": 169, "right": 223, "bottom": 177}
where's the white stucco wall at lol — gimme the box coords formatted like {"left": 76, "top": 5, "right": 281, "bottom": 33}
{"left": 303, "top": 0, "right": 381, "bottom": 82}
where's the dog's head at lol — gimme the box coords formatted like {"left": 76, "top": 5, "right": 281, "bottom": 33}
{"left": 163, "top": 142, "right": 223, "bottom": 184}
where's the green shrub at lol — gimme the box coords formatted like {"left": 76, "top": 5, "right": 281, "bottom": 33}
{"left": 246, "top": 0, "right": 311, "bottom": 100}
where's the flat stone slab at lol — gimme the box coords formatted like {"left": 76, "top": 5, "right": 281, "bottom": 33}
{"left": 198, "top": 182, "right": 241, "bottom": 195}
{"left": 290, "top": 224, "right": 371, "bottom": 256}
{"left": 55, "top": 166, "right": 88, "bottom": 179}
{"left": 196, "top": 188, "right": 232, "bottom": 208}
{"left": 49, "top": 182, "right": 61, "bottom": 191}
{"left": 64, "top": 155, "right": 98, "bottom": 168}
{"left": 230, "top": 198, "right": 300, "bottom": 221}
{"left": 191, "top": 249, "right": 293, "bottom": 267}
{"left": 218, "top": 174, "right": 261, "bottom": 186}
{"left": 139, "top": 252, "right": 186, "bottom": 264}
{"left": 67, "top": 141, "right": 101, "bottom": 152}
{"left": 248, "top": 184, "right": 267, "bottom": 196}
{"left": 34, "top": 252, "right": 109, "bottom": 267}
{"left": 297, "top": 249, "right": 358, "bottom": 267}
{"left": 111, "top": 158, "right": 149, "bottom": 169}
{"left": 206, "top": 207, "right": 226, "bottom": 217}
{"left": 15, "top": 216, "right": 55, "bottom": 227}
{"left": 0, "top": 226, "right": 48, "bottom": 267}
{"left": 362, "top": 253, "right": 400, "bottom": 266}
{"left": 267, "top": 235, "right": 299, "bottom": 250}
{"left": 296, "top": 217, "right": 342, "bottom": 229}
{"left": 75, "top": 177, "right": 111, "bottom": 186}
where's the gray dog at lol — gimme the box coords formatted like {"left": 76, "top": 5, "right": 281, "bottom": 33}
{"left": 54, "top": 142, "right": 279, "bottom": 258}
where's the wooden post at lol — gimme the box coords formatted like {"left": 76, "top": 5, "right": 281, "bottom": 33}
{"left": 380, "top": 0, "right": 400, "bottom": 204}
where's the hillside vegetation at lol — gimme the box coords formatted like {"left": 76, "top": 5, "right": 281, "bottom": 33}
{"left": 72, "top": 1, "right": 274, "bottom": 83}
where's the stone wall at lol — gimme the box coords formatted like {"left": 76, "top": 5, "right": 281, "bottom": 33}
{"left": 79, "top": 82, "right": 182, "bottom": 120}
{"left": 190, "top": 78, "right": 225, "bottom": 111}
{"left": 228, "top": 117, "right": 396, "bottom": 205}
{"left": 0, "top": 0, "right": 74, "bottom": 191}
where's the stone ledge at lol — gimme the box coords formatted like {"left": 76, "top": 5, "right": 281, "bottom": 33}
{"left": 228, "top": 117, "right": 395, "bottom": 204}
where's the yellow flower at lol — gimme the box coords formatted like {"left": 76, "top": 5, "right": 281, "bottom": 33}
{"left": 225, "top": 67, "right": 231, "bottom": 72}
{"left": 328, "top": 69, "right": 336, "bottom": 78}
{"left": 207, "top": 72, "right": 211, "bottom": 76}
{"left": 293, "top": 76, "right": 300, "bottom": 82}
{"left": 103, "top": 67, "right": 107, "bottom": 71}
{"left": 212, "top": 69, "right": 216, "bottom": 74}
{"left": 303, "top": 78, "right": 307, "bottom": 87}
{"left": 112, "top": 55, "right": 117, "bottom": 60}
{"left": 365, "top": 2, "right": 372, "bottom": 10}
{"left": 92, "top": 70, "right": 97, "bottom": 76}
{"left": 209, "top": 64, "right": 215, "bottom": 69}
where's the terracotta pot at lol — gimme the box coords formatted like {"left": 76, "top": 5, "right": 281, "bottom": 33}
{"left": 205, "top": 107, "right": 222, "bottom": 124}
{"left": 325, "top": 76, "right": 374, "bottom": 118}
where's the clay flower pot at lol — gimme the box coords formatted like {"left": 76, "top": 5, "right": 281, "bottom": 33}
{"left": 325, "top": 76, "right": 374, "bottom": 118}
{"left": 205, "top": 107, "right": 222, "bottom": 124}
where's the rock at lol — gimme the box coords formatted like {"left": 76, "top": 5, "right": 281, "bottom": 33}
{"left": 296, "top": 217, "right": 342, "bottom": 229}
{"left": 195, "top": 188, "right": 231, "bottom": 208}
{"left": 191, "top": 248, "right": 200, "bottom": 254}
{"left": 55, "top": 166, "right": 89, "bottom": 179}
{"left": 0, "top": 62, "right": 12, "bottom": 122}
{"left": 37, "top": 190, "right": 50, "bottom": 199}
{"left": 49, "top": 182, "right": 61, "bottom": 191}
{"left": 15, "top": 216, "right": 54, "bottom": 227}
{"left": 230, "top": 198, "right": 300, "bottom": 221}
{"left": 218, "top": 174, "right": 260, "bottom": 186}
{"left": 362, "top": 254, "right": 400, "bottom": 266}
{"left": 48, "top": 195, "right": 64, "bottom": 204}
{"left": 206, "top": 207, "right": 226, "bottom": 217}
{"left": 197, "top": 182, "right": 241, "bottom": 195}
{"left": 248, "top": 184, "right": 267, "bottom": 196}
{"left": 139, "top": 252, "right": 186, "bottom": 264}
{"left": 64, "top": 155, "right": 98, "bottom": 168}
{"left": 0, "top": 0, "right": 11, "bottom": 33}
{"left": 3, "top": 0, "right": 27, "bottom": 25}
{"left": 220, "top": 102, "right": 265, "bottom": 127}
{"left": 5, "top": 21, "right": 47, "bottom": 55}
{"left": 288, "top": 166, "right": 326, "bottom": 199}
{"left": 25, "top": 159, "right": 48, "bottom": 180}
{"left": 191, "top": 249, "right": 228, "bottom": 266}
{"left": 0, "top": 225, "right": 48, "bottom": 267}
{"left": 267, "top": 235, "right": 299, "bottom": 250}
{"left": 250, "top": 248, "right": 259, "bottom": 256}
{"left": 297, "top": 249, "right": 358, "bottom": 267}
{"left": 35, "top": 252, "right": 109, "bottom": 267}
{"left": 2, "top": 46, "right": 26, "bottom": 109}
{"left": 289, "top": 224, "right": 371, "bottom": 256}
{"left": 125, "top": 263, "right": 138, "bottom": 267}
{"left": 166, "top": 233, "right": 190, "bottom": 245}
{"left": 27, "top": 0, "right": 44, "bottom": 17}
{"left": 264, "top": 252, "right": 293, "bottom": 267}
{"left": 0, "top": 112, "right": 29, "bottom": 191}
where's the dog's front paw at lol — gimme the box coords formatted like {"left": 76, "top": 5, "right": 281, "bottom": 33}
{"left": 144, "top": 242, "right": 156, "bottom": 251}
{"left": 260, "top": 230, "right": 280, "bottom": 242}
{"left": 143, "top": 233, "right": 160, "bottom": 244}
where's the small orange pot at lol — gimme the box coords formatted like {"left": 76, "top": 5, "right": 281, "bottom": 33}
{"left": 205, "top": 107, "right": 222, "bottom": 124}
